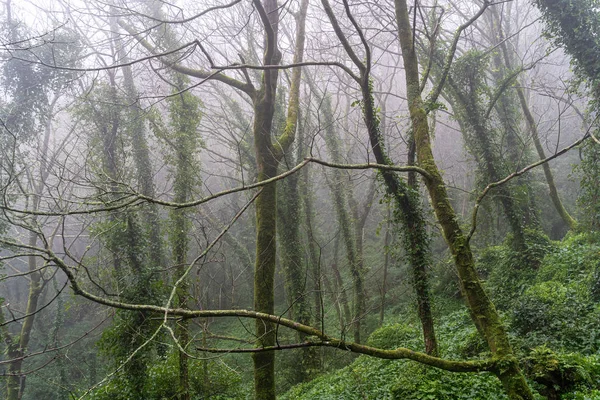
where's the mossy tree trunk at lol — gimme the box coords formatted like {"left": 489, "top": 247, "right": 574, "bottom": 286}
{"left": 486, "top": 10, "right": 577, "bottom": 231}
{"left": 252, "top": 102, "right": 279, "bottom": 400}
{"left": 486, "top": 10, "right": 539, "bottom": 234}
{"left": 252, "top": 0, "right": 307, "bottom": 397}
{"left": 320, "top": 0, "right": 439, "bottom": 356}
{"left": 442, "top": 62, "right": 528, "bottom": 251}
{"left": 122, "top": 1, "right": 307, "bottom": 395}
{"left": 113, "top": 31, "right": 164, "bottom": 268}
{"left": 296, "top": 112, "right": 324, "bottom": 334}
{"left": 80, "top": 63, "right": 155, "bottom": 397}
{"left": 379, "top": 206, "right": 391, "bottom": 326}
{"left": 166, "top": 77, "right": 202, "bottom": 400}
{"left": 279, "top": 107, "right": 320, "bottom": 379}
{"left": 394, "top": 0, "right": 533, "bottom": 397}
{"left": 534, "top": 0, "right": 600, "bottom": 230}
{"left": 515, "top": 87, "right": 577, "bottom": 230}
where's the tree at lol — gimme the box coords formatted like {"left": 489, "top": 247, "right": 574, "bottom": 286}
{"left": 319, "top": 0, "right": 439, "bottom": 356}
{"left": 394, "top": 0, "right": 533, "bottom": 397}
{"left": 0, "top": 9, "right": 81, "bottom": 398}
{"left": 535, "top": 0, "right": 600, "bottom": 230}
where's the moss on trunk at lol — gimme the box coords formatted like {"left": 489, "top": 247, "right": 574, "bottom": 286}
{"left": 394, "top": 0, "right": 533, "bottom": 397}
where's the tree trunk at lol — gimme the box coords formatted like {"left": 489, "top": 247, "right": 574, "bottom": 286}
{"left": 394, "top": 0, "right": 533, "bottom": 397}
{"left": 516, "top": 87, "right": 577, "bottom": 230}
{"left": 251, "top": 0, "right": 308, "bottom": 395}
{"left": 4, "top": 100, "right": 56, "bottom": 400}
{"left": 168, "top": 83, "right": 201, "bottom": 400}
{"left": 443, "top": 73, "right": 528, "bottom": 251}
{"left": 319, "top": 94, "right": 364, "bottom": 343}
{"left": 487, "top": 9, "right": 539, "bottom": 233}
{"left": 320, "top": 0, "right": 439, "bottom": 355}
{"left": 279, "top": 100, "right": 319, "bottom": 380}
{"left": 251, "top": 11, "right": 278, "bottom": 400}
{"left": 407, "top": 138, "right": 438, "bottom": 356}
{"left": 379, "top": 206, "right": 391, "bottom": 326}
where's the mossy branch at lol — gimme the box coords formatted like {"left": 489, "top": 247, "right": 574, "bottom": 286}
{"left": 198, "top": 340, "right": 497, "bottom": 373}
{"left": 306, "top": 157, "right": 433, "bottom": 179}
{"left": 118, "top": 20, "right": 255, "bottom": 95}
{"left": 273, "top": 0, "right": 309, "bottom": 159}
{"left": 468, "top": 131, "right": 591, "bottom": 242}
{"left": 6, "top": 234, "right": 498, "bottom": 375}
{"left": 426, "top": 1, "right": 489, "bottom": 106}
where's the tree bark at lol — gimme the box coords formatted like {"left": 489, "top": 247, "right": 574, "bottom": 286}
{"left": 320, "top": 0, "right": 440, "bottom": 355}
{"left": 394, "top": 0, "right": 533, "bottom": 397}
{"left": 4, "top": 99, "right": 56, "bottom": 400}
{"left": 169, "top": 82, "right": 201, "bottom": 400}
{"left": 319, "top": 94, "right": 364, "bottom": 343}
{"left": 515, "top": 87, "right": 577, "bottom": 230}
{"left": 252, "top": 0, "right": 307, "bottom": 396}
{"left": 443, "top": 72, "right": 528, "bottom": 251}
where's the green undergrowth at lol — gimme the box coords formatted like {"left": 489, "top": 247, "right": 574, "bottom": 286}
{"left": 478, "top": 229, "right": 554, "bottom": 309}
{"left": 87, "top": 350, "right": 245, "bottom": 400}
{"left": 282, "top": 232, "right": 600, "bottom": 399}
{"left": 281, "top": 311, "right": 507, "bottom": 400}
{"left": 524, "top": 347, "right": 600, "bottom": 399}
{"left": 509, "top": 233, "right": 600, "bottom": 354}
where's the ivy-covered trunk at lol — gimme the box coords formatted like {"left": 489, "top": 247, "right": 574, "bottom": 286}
{"left": 394, "top": 0, "right": 533, "bottom": 398}
{"left": 355, "top": 73, "right": 439, "bottom": 355}
{"left": 486, "top": 10, "right": 539, "bottom": 236}
{"left": 534, "top": 0, "right": 600, "bottom": 231}
{"left": 442, "top": 60, "right": 528, "bottom": 251}
{"left": 167, "top": 80, "right": 202, "bottom": 400}
{"left": 516, "top": 87, "right": 577, "bottom": 230}
{"left": 110, "top": 10, "right": 164, "bottom": 268}
{"left": 489, "top": 12, "right": 577, "bottom": 231}
{"left": 279, "top": 123, "right": 319, "bottom": 380}
{"left": 84, "top": 69, "right": 155, "bottom": 398}
{"left": 361, "top": 85, "right": 439, "bottom": 356}
{"left": 5, "top": 249, "right": 43, "bottom": 400}
{"left": 318, "top": 0, "right": 438, "bottom": 353}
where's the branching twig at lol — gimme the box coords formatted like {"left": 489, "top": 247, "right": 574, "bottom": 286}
{"left": 467, "top": 131, "right": 592, "bottom": 242}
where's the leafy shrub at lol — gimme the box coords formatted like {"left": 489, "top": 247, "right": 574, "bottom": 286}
{"left": 88, "top": 351, "right": 244, "bottom": 400}
{"left": 512, "top": 281, "right": 600, "bottom": 353}
{"left": 282, "top": 232, "right": 600, "bottom": 400}
{"left": 524, "top": 346, "right": 597, "bottom": 399}
{"left": 562, "top": 390, "right": 600, "bottom": 400}
{"left": 505, "top": 229, "right": 555, "bottom": 270}
{"left": 366, "top": 323, "right": 423, "bottom": 350}
{"left": 283, "top": 320, "right": 508, "bottom": 400}
{"left": 145, "top": 352, "right": 244, "bottom": 399}
{"left": 391, "top": 364, "right": 506, "bottom": 400}
{"left": 479, "top": 229, "right": 554, "bottom": 309}
{"left": 536, "top": 233, "right": 600, "bottom": 290}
